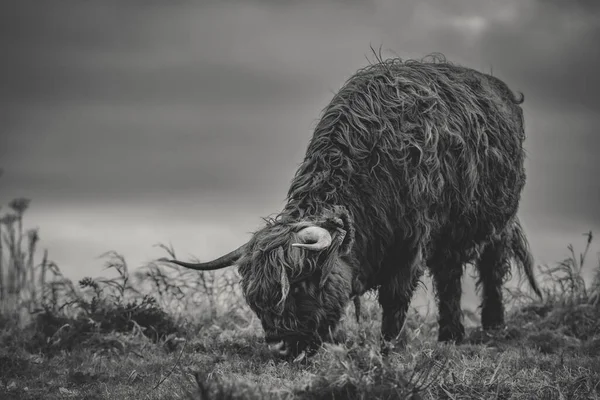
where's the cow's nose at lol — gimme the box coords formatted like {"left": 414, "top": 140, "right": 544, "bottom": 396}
{"left": 268, "top": 340, "right": 289, "bottom": 356}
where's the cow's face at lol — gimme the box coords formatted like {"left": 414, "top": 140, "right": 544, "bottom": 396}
{"left": 252, "top": 255, "right": 352, "bottom": 358}
{"left": 237, "top": 210, "right": 355, "bottom": 358}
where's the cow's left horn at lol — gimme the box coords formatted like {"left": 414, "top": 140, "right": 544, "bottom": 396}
{"left": 161, "top": 244, "right": 246, "bottom": 270}
{"left": 291, "top": 226, "right": 332, "bottom": 251}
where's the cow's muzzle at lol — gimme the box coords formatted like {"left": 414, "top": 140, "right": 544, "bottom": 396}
{"left": 265, "top": 334, "right": 318, "bottom": 359}
{"left": 267, "top": 340, "right": 290, "bottom": 357}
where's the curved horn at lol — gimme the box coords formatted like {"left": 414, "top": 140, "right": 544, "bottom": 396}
{"left": 162, "top": 244, "right": 246, "bottom": 271}
{"left": 291, "top": 226, "right": 332, "bottom": 251}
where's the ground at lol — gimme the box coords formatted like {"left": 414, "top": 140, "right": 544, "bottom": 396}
{"left": 1, "top": 292, "right": 600, "bottom": 400}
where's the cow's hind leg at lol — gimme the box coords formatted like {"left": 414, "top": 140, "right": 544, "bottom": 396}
{"left": 430, "top": 253, "right": 465, "bottom": 343}
{"left": 476, "top": 236, "right": 510, "bottom": 330}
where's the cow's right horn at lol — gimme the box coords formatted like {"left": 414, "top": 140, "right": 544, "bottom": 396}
{"left": 162, "top": 243, "right": 246, "bottom": 270}
{"left": 292, "top": 226, "right": 332, "bottom": 251}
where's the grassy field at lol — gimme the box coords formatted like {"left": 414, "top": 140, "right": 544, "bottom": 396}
{"left": 1, "top": 198, "right": 600, "bottom": 399}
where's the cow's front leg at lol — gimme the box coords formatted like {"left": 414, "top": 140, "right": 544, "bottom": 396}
{"left": 378, "top": 265, "right": 423, "bottom": 353}
{"left": 430, "top": 255, "right": 465, "bottom": 343}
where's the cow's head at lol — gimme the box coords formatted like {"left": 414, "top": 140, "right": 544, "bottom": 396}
{"left": 165, "top": 206, "right": 356, "bottom": 358}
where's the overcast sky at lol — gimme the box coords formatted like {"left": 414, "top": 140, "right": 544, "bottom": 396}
{"left": 1, "top": 0, "right": 599, "bottom": 308}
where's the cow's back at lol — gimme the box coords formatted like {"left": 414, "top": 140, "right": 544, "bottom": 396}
{"left": 286, "top": 58, "right": 527, "bottom": 273}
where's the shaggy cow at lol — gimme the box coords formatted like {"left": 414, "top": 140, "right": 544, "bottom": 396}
{"left": 166, "top": 56, "right": 542, "bottom": 358}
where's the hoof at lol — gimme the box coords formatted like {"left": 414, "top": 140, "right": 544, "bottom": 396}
{"left": 380, "top": 333, "right": 407, "bottom": 356}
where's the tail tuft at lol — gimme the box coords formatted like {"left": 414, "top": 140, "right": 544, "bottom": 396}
{"left": 509, "top": 218, "right": 543, "bottom": 300}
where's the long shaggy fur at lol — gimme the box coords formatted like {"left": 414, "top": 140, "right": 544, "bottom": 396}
{"left": 234, "top": 55, "right": 538, "bottom": 354}
{"left": 284, "top": 56, "right": 526, "bottom": 264}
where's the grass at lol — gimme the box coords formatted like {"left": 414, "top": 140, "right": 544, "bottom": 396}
{"left": 1, "top": 196, "right": 599, "bottom": 399}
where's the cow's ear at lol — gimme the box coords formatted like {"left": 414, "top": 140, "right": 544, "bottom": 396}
{"left": 319, "top": 206, "right": 354, "bottom": 256}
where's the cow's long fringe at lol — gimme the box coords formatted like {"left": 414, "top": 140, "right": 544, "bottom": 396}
{"left": 239, "top": 212, "right": 349, "bottom": 328}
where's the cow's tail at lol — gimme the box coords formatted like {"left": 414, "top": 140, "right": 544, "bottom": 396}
{"left": 509, "top": 218, "right": 543, "bottom": 300}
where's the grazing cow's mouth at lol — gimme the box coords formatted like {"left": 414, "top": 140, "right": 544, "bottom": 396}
{"left": 265, "top": 334, "right": 319, "bottom": 360}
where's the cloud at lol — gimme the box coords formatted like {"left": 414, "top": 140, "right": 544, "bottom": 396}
{"left": 478, "top": 2, "right": 600, "bottom": 113}
{"left": 371, "top": 0, "right": 600, "bottom": 111}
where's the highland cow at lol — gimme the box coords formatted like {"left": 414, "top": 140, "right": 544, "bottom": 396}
{"left": 166, "top": 56, "right": 542, "bottom": 358}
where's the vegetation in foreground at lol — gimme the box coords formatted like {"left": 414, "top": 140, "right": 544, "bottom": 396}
{"left": 0, "top": 196, "right": 599, "bottom": 399}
